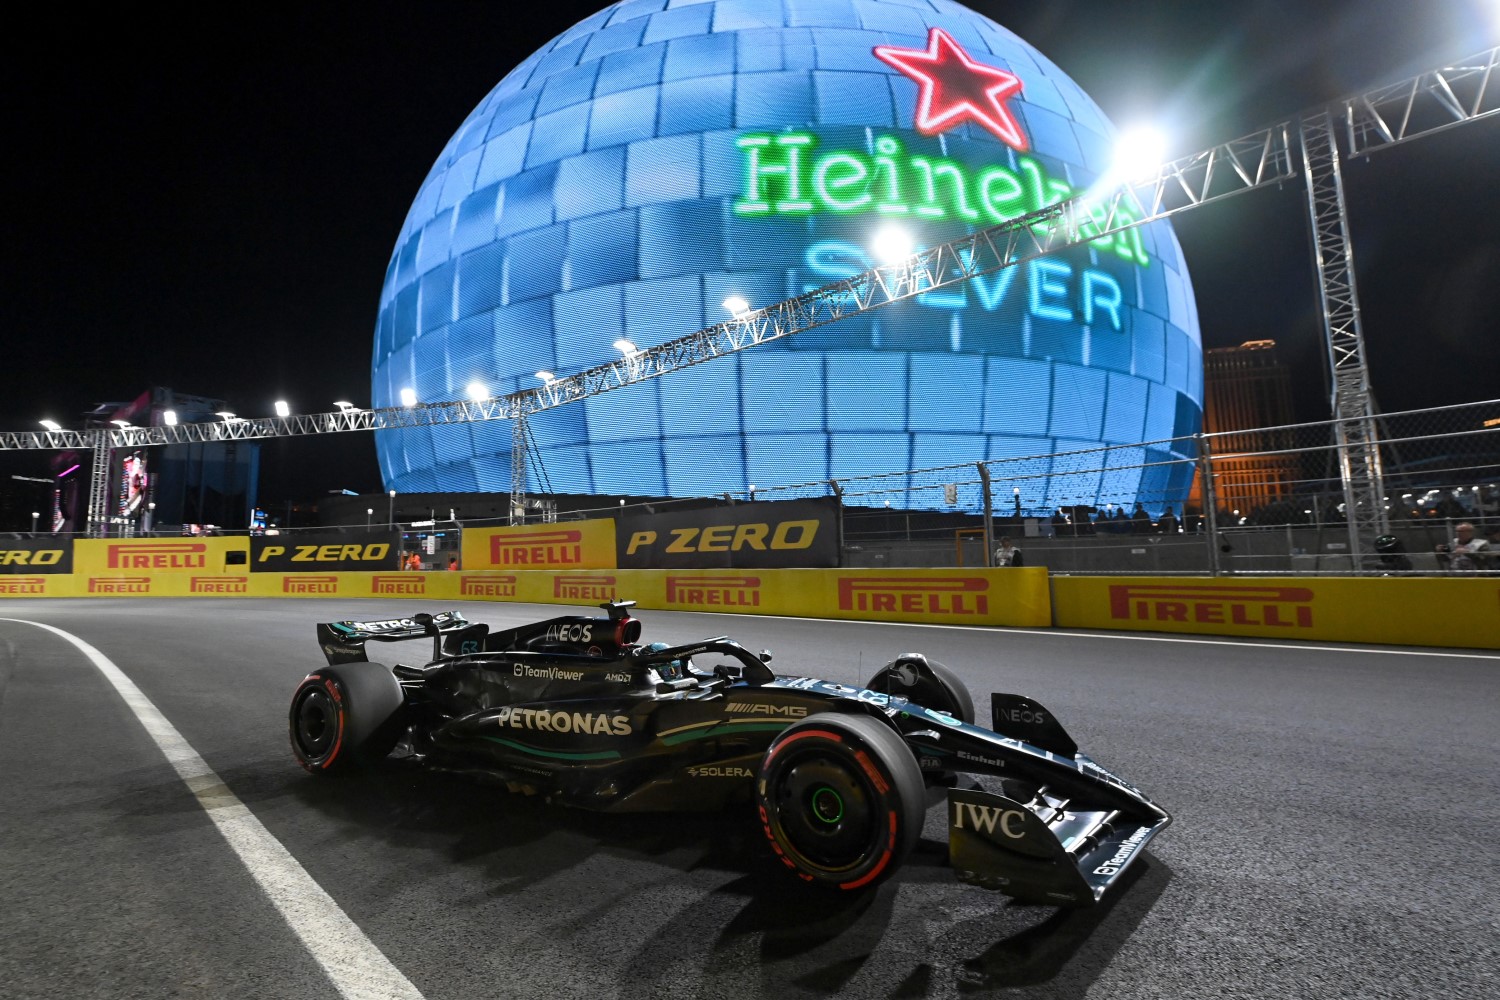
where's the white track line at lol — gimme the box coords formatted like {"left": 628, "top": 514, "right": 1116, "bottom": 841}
{"left": 3, "top": 618, "right": 425, "bottom": 1000}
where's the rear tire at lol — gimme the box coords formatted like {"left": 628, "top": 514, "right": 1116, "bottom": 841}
{"left": 289, "top": 662, "right": 405, "bottom": 773}
{"left": 756, "top": 713, "right": 924, "bottom": 891}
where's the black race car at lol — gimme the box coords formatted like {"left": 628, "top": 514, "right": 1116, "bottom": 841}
{"left": 289, "top": 601, "right": 1169, "bottom": 905}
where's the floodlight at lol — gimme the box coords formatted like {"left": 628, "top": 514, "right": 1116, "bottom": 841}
{"left": 274, "top": 400, "right": 291, "bottom": 417}
{"left": 1112, "top": 125, "right": 1168, "bottom": 182}
{"left": 871, "top": 224, "right": 913, "bottom": 264}
{"left": 399, "top": 388, "right": 418, "bottom": 407}
{"left": 39, "top": 419, "right": 61, "bottom": 432}
{"left": 722, "top": 295, "right": 750, "bottom": 316}
{"left": 466, "top": 380, "right": 490, "bottom": 402}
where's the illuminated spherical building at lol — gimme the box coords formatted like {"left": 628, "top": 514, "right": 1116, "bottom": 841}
{"left": 372, "top": 0, "right": 1203, "bottom": 513}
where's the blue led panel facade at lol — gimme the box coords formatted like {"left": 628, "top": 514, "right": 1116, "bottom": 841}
{"left": 372, "top": 0, "right": 1203, "bottom": 512}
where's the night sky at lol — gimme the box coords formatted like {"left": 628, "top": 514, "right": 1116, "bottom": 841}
{"left": 3, "top": 0, "right": 1496, "bottom": 510}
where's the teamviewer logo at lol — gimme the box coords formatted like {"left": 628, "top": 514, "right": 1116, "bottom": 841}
{"left": 837, "top": 577, "right": 988, "bottom": 614}
{"left": 1107, "top": 584, "right": 1314, "bottom": 627}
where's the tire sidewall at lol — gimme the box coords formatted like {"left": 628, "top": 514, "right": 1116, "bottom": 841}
{"left": 756, "top": 712, "right": 924, "bottom": 891}
{"left": 870, "top": 656, "right": 975, "bottom": 725}
{"left": 289, "top": 662, "right": 404, "bottom": 773}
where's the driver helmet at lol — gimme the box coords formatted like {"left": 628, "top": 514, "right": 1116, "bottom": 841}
{"left": 643, "top": 641, "right": 686, "bottom": 675}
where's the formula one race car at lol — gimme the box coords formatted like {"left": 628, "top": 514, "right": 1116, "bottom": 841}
{"left": 289, "top": 601, "right": 1169, "bottom": 905}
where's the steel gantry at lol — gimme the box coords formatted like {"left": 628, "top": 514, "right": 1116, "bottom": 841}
{"left": 3, "top": 46, "right": 1495, "bottom": 548}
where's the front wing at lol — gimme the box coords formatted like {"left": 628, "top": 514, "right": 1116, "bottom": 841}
{"left": 894, "top": 693, "right": 1169, "bottom": 906}
{"left": 947, "top": 785, "right": 1168, "bottom": 905}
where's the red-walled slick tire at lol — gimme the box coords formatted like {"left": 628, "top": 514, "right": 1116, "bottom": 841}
{"left": 289, "top": 662, "right": 406, "bottom": 773}
{"left": 756, "top": 713, "right": 924, "bottom": 891}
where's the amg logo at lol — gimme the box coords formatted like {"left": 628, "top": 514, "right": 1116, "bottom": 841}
{"left": 838, "top": 577, "right": 989, "bottom": 615}
{"left": 0, "top": 549, "right": 64, "bottom": 566}
{"left": 0, "top": 577, "right": 46, "bottom": 595}
{"left": 727, "top": 703, "right": 807, "bottom": 717}
{"left": 88, "top": 577, "right": 151, "bottom": 594}
{"left": 665, "top": 575, "right": 761, "bottom": 607}
{"left": 372, "top": 575, "right": 424, "bottom": 595}
{"left": 490, "top": 530, "right": 583, "bottom": 567}
{"left": 190, "top": 576, "right": 247, "bottom": 594}
{"left": 553, "top": 575, "right": 614, "bottom": 600}
{"left": 461, "top": 575, "right": 517, "bottom": 597}
{"left": 1107, "top": 584, "right": 1314, "bottom": 628}
{"left": 284, "top": 576, "right": 338, "bottom": 594}
{"left": 107, "top": 542, "right": 207, "bottom": 570}
{"left": 951, "top": 801, "right": 1026, "bottom": 839}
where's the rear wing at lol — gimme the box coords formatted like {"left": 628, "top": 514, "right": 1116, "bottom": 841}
{"left": 317, "top": 611, "right": 472, "bottom": 665}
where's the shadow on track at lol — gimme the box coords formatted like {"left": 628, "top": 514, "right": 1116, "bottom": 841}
{"left": 278, "top": 762, "right": 1165, "bottom": 992}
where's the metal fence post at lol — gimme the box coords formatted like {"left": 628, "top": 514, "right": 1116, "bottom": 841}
{"left": 1196, "top": 433, "right": 1223, "bottom": 576}
{"left": 977, "top": 463, "right": 994, "bottom": 567}
{"left": 828, "top": 479, "right": 845, "bottom": 567}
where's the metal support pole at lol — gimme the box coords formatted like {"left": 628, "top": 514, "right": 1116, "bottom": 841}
{"left": 86, "top": 429, "right": 113, "bottom": 538}
{"left": 1196, "top": 434, "right": 1223, "bottom": 576}
{"left": 977, "top": 463, "right": 994, "bottom": 567}
{"left": 829, "top": 480, "right": 844, "bottom": 567}
{"left": 510, "top": 411, "right": 528, "bottom": 526}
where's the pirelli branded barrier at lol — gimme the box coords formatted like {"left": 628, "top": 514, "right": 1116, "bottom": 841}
{"left": 250, "top": 531, "right": 401, "bottom": 572}
{"left": 463, "top": 501, "right": 840, "bottom": 573}
{"left": 72, "top": 538, "right": 250, "bottom": 579}
{"left": 617, "top": 498, "right": 839, "bottom": 568}
{"left": 4, "top": 551, "right": 1496, "bottom": 650}
{"left": 1050, "top": 576, "right": 1500, "bottom": 651}
{"left": 462, "top": 521, "right": 617, "bottom": 571}
{"left": 0, "top": 566, "right": 1051, "bottom": 627}
{"left": 0, "top": 538, "right": 73, "bottom": 575}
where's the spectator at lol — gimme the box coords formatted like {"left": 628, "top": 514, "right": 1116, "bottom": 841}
{"left": 1131, "top": 504, "right": 1152, "bottom": 534}
{"left": 447, "top": 556, "right": 458, "bottom": 571}
{"left": 1436, "top": 522, "right": 1490, "bottom": 570}
{"left": 1157, "top": 506, "right": 1179, "bottom": 535}
{"left": 994, "top": 536, "right": 1024, "bottom": 567}
{"left": 406, "top": 551, "right": 423, "bottom": 571}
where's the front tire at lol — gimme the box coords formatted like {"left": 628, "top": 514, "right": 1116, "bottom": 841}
{"left": 289, "top": 662, "right": 405, "bottom": 773}
{"left": 870, "top": 655, "right": 975, "bottom": 725}
{"left": 756, "top": 713, "right": 925, "bottom": 891}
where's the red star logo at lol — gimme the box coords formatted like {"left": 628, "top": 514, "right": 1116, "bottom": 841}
{"left": 873, "top": 28, "right": 1028, "bottom": 151}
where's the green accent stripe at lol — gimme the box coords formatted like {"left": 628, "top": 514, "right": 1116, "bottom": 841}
{"left": 479, "top": 736, "right": 621, "bottom": 761}
{"left": 661, "top": 722, "right": 788, "bottom": 746}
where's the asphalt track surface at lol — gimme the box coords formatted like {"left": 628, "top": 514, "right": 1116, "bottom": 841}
{"left": 1, "top": 599, "right": 1496, "bottom": 1000}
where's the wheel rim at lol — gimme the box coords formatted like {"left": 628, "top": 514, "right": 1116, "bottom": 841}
{"left": 770, "top": 751, "right": 882, "bottom": 874}
{"left": 294, "top": 687, "right": 336, "bottom": 760}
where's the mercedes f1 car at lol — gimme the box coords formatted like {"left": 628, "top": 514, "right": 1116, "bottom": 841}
{"left": 289, "top": 601, "right": 1169, "bottom": 905}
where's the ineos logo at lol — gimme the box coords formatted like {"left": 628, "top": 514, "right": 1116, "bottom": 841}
{"left": 997, "top": 708, "right": 1049, "bottom": 725}
{"left": 545, "top": 622, "right": 593, "bottom": 643}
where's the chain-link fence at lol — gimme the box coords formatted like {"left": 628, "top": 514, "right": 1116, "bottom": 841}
{"left": 8, "top": 399, "right": 1496, "bottom": 575}
{"left": 748, "top": 397, "right": 1500, "bottom": 574}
